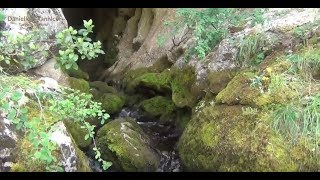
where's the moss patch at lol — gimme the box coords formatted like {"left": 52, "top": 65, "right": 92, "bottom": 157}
{"left": 64, "top": 67, "right": 89, "bottom": 80}
{"left": 171, "top": 67, "right": 197, "bottom": 108}
{"left": 64, "top": 120, "right": 92, "bottom": 150}
{"left": 215, "top": 71, "right": 261, "bottom": 106}
{"left": 96, "top": 93, "right": 125, "bottom": 114}
{"left": 207, "top": 70, "right": 237, "bottom": 95}
{"left": 141, "top": 96, "right": 177, "bottom": 119}
{"left": 68, "top": 77, "right": 90, "bottom": 94}
{"left": 89, "top": 81, "right": 117, "bottom": 94}
{"left": 126, "top": 70, "right": 172, "bottom": 94}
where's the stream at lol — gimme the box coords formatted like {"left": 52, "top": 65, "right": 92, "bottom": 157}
{"left": 86, "top": 107, "right": 182, "bottom": 172}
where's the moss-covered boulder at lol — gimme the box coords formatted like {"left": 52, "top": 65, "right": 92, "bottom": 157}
{"left": 89, "top": 81, "right": 117, "bottom": 94}
{"left": 207, "top": 70, "right": 237, "bottom": 95}
{"left": 127, "top": 70, "right": 172, "bottom": 94}
{"left": 64, "top": 67, "right": 90, "bottom": 80}
{"left": 64, "top": 120, "right": 92, "bottom": 150}
{"left": 123, "top": 56, "right": 173, "bottom": 88}
{"left": 215, "top": 71, "right": 260, "bottom": 106}
{"left": 171, "top": 67, "right": 197, "bottom": 108}
{"left": 11, "top": 121, "right": 92, "bottom": 172}
{"left": 96, "top": 118, "right": 160, "bottom": 172}
{"left": 178, "top": 105, "right": 318, "bottom": 171}
{"left": 141, "top": 96, "right": 176, "bottom": 120}
{"left": 96, "top": 93, "right": 125, "bottom": 114}
{"left": 216, "top": 66, "right": 297, "bottom": 107}
{"left": 68, "top": 77, "right": 90, "bottom": 94}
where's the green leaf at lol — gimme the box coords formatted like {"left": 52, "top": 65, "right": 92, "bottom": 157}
{"left": 2, "top": 102, "right": 10, "bottom": 110}
{"left": 102, "top": 161, "right": 112, "bottom": 170}
{"left": 103, "top": 114, "right": 110, "bottom": 120}
{"left": 0, "top": 11, "right": 6, "bottom": 22}
{"left": 29, "top": 43, "right": 36, "bottom": 50}
{"left": 7, "top": 109, "right": 17, "bottom": 120}
{"left": 73, "top": 54, "right": 79, "bottom": 62}
{"left": 59, "top": 50, "right": 64, "bottom": 56}
{"left": 88, "top": 51, "right": 94, "bottom": 57}
{"left": 84, "top": 134, "right": 90, "bottom": 140}
{"left": 20, "top": 108, "right": 28, "bottom": 114}
{"left": 11, "top": 91, "right": 23, "bottom": 102}
{"left": 68, "top": 53, "right": 74, "bottom": 59}
{"left": 87, "top": 19, "right": 93, "bottom": 26}
{"left": 65, "top": 63, "right": 72, "bottom": 69}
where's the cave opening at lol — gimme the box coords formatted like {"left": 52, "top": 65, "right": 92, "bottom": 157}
{"left": 61, "top": 8, "right": 136, "bottom": 81}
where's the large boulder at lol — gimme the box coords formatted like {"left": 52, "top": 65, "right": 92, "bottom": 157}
{"left": 96, "top": 117, "right": 160, "bottom": 172}
{"left": 178, "top": 104, "right": 318, "bottom": 171}
{"left": 0, "top": 76, "right": 91, "bottom": 172}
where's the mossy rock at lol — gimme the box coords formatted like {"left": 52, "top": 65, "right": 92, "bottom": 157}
{"left": 170, "top": 67, "right": 198, "bottom": 108}
{"left": 216, "top": 68, "right": 297, "bottom": 107}
{"left": 124, "top": 66, "right": 198, "bottom": 108}
{"left": 123, "top": 68, "right": 152, "bottom": 89}
{"left": 123, "top": 57, "right": 173, "bottom": 93}
{"left": 64, "top": 120, "right": 92, "bottom": 150}
{"left": 178, "top": 105, "right": 318, "bottom": 171}
{"left": 96, "top": 93, "right": 125, "bottom": 114}
{"left": 141, "top": 96, "right": 177, "bottom": 120}
{"left": 64, "top": 67, "right": 89, "bottom": 80}
{"left": 11, "top": 132, "right": 92, "bottom": 172}
{"left": 126, "top": 70, "right": 172, "bottom": 94}
{"left": 207, "top": 70, "right": 237, "bottom": 95}
{"left": 68, "top": 77, "right": 90, "bottom": 94}
{"left": 215, "top": 71, "right": 260, "bottom": 106}
{"left": 96, "top": 118, "right": 160, "bottom": 172}
{"left": 89, "top": 81, "right": 117, "bottom": 94}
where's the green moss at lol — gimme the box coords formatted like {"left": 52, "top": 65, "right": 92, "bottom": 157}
{"left": 215, "top": 71, "right": 261, "bottom": 106}
{"left": 123, "top": 68, "right": 152, "bottom": 88}
{"left": 207, "top": 70, "right": 237, "bottom": 95}
{"left": 123, "top": 57, "right": 172, "bottom": 89}
{"left": 141, "top": 96, "right": 177, "bottom": 119}
{"left": 124, "top": 66, "right": 198, "bottom": 109}
{"left": 89, "top": 81, "right": 117, "bottom": 94}
{"left": 68, "top": 77, "right": 90, "bottom": 94}
{"left": 64, "top": 67, "right": 89, "bottom": 80}
{"left": 127, "top": 70, "right": 172, "bottom": 94}
{"left": 96, "top": 118, "right": 160, "bottom": 172}
{"left": 96, "top": 93, "right": 125, "bottom": 114}
{"left": 171, "top": 67, "right": 197, "bottom": 108}
{"left": 178, "top": 105, "right": 317, "bottom": 171}
{"left": 11, "top": 137, "right": 48, "bottom": 172}
{"left": 215, "top": 69, "right": 296, "bottom": 107}
{"left": 64, "top": 120, "right": 92, "bottom": 150}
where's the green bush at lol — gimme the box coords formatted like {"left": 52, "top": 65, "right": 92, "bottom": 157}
{"left": 0, "top": 19, "right": 112, "bottom": 171}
